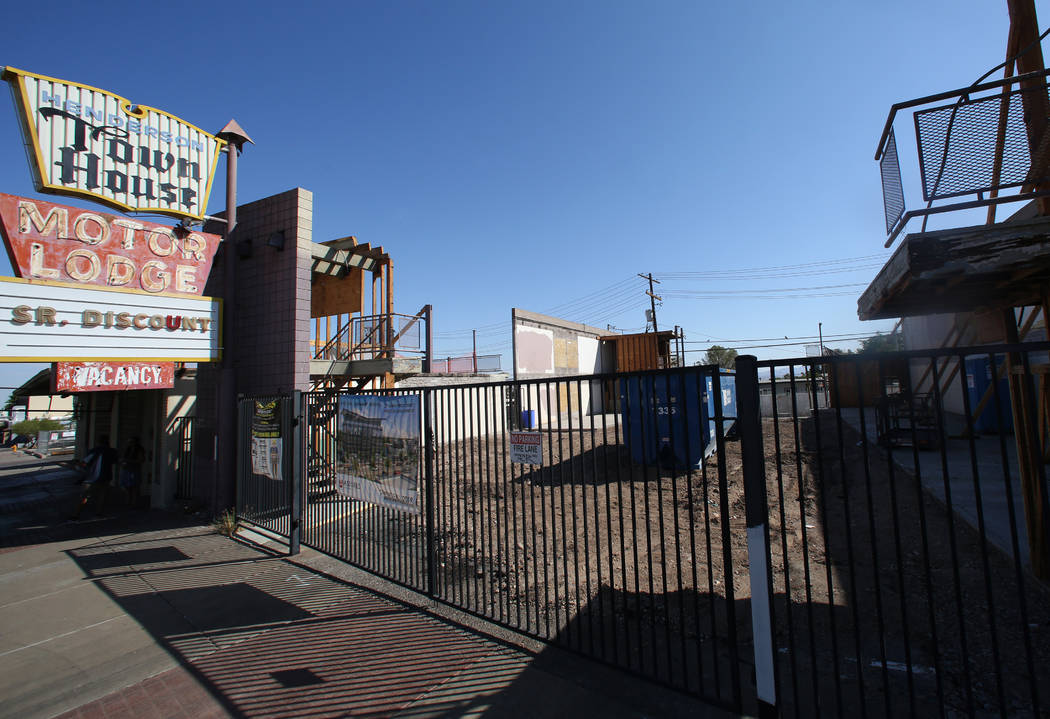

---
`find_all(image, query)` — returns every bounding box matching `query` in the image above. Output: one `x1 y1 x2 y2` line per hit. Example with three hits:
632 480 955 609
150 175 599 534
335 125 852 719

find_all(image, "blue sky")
0 0 1040 392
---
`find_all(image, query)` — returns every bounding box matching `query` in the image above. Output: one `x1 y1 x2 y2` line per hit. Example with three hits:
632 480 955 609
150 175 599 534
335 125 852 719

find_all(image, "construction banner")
335 395 421 514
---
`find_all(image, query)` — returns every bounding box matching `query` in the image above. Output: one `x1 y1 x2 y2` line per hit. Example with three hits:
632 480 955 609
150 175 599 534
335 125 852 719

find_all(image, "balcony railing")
431 353 502 373
313 307 430 365
876 68 1050 247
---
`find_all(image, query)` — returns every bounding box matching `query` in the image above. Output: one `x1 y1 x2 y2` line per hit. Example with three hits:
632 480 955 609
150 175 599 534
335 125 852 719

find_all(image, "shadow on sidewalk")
61 526 740 718
60 528 532 717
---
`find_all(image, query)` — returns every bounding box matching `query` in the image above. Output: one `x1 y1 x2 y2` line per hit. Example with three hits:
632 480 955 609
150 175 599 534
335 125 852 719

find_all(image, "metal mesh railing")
880 128 905 233
875 70 1050 246
914 85 1048 201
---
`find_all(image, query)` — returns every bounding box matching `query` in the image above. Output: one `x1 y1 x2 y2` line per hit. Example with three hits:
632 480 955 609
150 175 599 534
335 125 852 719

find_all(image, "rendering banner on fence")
251 399 282 481
335 395 421 514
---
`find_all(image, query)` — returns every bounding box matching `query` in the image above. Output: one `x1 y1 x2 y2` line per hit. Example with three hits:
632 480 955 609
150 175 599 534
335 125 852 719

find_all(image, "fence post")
423 389 437 598
736 354 777 717
234 397 245 518
289 390 302 556
423 304 433 373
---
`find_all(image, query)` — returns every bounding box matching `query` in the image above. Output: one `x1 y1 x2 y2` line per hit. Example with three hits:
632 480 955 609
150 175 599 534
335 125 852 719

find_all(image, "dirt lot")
424 411 1050 716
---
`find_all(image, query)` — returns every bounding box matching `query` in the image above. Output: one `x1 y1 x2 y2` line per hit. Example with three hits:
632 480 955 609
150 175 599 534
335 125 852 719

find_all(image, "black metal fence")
237 345 1050 717
171 416 196 500
243 366 749 711
301 387 429 589
746 344 1050 718
237 394 296 539
423 369 744 708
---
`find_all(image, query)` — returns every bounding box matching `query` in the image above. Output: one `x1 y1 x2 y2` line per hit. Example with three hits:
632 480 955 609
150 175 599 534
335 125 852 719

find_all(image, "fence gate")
239 367 754 712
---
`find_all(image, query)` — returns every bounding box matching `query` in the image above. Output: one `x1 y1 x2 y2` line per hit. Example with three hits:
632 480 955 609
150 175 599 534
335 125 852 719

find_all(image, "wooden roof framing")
311 236 389 277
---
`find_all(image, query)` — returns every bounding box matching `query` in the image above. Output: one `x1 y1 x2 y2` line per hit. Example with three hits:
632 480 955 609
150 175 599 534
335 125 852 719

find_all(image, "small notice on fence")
251 399 283 481
510 431 543 465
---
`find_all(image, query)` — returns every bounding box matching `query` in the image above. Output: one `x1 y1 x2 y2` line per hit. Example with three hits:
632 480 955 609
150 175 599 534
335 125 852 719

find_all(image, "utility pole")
472 329 477 373
818 322 829 406
639 273 661 332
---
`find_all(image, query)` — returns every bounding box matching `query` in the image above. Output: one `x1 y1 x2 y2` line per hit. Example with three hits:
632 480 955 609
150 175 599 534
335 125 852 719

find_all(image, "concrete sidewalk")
0 506 741 718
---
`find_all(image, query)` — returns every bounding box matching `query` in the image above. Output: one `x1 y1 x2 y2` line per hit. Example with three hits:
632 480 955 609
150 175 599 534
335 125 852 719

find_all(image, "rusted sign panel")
0 193 220 296
1 67 224 221
53 361 175 392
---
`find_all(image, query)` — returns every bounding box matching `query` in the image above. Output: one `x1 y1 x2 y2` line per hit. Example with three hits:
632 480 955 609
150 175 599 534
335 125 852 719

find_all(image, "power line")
685 330 880 344
663 282 868 296
437 253 893 344
685 336 880 352
656 253 890 277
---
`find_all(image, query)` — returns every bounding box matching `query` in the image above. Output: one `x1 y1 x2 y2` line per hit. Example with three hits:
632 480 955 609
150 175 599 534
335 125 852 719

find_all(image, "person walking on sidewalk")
71 435 117 519
119 436 146 508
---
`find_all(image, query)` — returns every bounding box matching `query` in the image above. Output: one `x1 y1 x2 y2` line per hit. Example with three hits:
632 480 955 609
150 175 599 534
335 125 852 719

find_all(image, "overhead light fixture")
268 230 286 251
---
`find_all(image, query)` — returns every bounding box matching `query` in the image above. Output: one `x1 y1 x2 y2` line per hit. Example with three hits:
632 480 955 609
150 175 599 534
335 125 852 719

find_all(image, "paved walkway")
838 407 1033 566
0 462 740 718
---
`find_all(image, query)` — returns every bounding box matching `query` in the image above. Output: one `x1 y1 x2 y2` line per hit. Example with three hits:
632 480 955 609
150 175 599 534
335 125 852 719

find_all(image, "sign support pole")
215 120 252 514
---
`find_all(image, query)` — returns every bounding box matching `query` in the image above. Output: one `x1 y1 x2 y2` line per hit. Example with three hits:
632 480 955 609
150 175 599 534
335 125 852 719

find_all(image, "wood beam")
1002 307 1050 579
385 259 394 353
1007 0 1050 215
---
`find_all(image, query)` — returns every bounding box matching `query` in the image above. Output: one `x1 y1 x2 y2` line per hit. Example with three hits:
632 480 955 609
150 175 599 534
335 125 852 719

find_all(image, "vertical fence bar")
930 356 976 717
865 361 893 711
828 362 868 717
498 385 514 628
766 367 799 716
236 398 246 518
910 358 947 712
878 359 916 718
711 370 742 708
289 390 302 556
542 380 557 639
424 388 437 598
960 354 1007 713
682 370 706 695
806 363 844 717
667 370 687 691
654 372 673 683
697 372 720 697
788 365 821 715
737 355 777 718
990 352 1041 715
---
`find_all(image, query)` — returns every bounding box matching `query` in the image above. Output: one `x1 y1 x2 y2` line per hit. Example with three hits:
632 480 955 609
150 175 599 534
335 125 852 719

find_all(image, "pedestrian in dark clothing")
119 436 146 508
71 435 117 519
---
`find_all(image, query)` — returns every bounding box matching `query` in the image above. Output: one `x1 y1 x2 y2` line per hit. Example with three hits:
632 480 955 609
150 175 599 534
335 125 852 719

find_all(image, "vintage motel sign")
2 66 225 221
53 361 176 393
0 193 221 296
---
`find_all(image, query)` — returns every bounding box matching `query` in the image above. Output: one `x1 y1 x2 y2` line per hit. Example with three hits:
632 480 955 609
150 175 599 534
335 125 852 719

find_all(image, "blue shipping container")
619 371 737 470
964 356 1013 433
706 370 738 443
